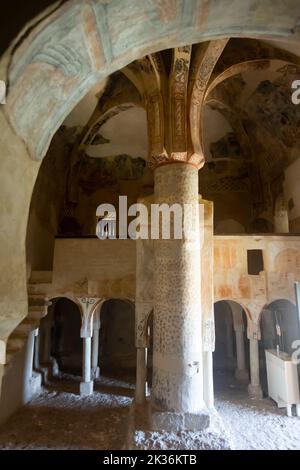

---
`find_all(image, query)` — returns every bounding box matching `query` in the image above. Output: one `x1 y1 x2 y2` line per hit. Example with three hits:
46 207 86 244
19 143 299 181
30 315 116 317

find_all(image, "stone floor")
0 371 299 450
0 373 135 450
214 371 300 450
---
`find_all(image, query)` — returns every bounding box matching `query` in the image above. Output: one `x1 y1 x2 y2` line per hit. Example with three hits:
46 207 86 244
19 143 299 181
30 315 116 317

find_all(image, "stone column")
78 297 102 395
248 338 263 398
234 327 249 382
33 328 40 370
135 347 148 404
24 329 42 401
152 163 207 429
27 330 36 379
80 337 93 396
91 317 100 379
203 351 214 409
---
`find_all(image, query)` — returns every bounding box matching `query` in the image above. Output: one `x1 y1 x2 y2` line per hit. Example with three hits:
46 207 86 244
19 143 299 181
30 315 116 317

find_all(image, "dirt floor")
0 371 299 450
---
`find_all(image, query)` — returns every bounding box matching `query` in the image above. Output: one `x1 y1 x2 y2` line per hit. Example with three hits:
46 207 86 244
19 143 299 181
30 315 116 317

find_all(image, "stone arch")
1 0 300 353
49 294 83 315
2 0 300 162
213 299 250 383
81 103 141 147
205 58 300 100
214 298 252 324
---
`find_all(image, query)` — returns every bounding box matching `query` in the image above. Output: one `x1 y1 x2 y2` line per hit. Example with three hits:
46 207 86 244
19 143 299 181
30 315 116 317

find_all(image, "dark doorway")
99 299 136 380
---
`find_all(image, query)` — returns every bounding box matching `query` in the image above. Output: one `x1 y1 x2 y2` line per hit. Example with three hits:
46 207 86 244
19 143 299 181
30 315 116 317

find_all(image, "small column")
80 337 93 396
33 328 40 370
27 329 36 379
91 325 100 379
248 338 263 398
234 327 249 382
135 348 147 404
203 351 214 409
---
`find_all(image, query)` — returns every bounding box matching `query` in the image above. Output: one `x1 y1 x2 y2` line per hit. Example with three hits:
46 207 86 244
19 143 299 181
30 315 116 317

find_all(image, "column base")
151 409 210 432
92 367 100 379
248 383 263 399
80 381 94 396
50 357 60 377
235 368 249 383
27 372 42 398
125 399 232 450
38 366 50 384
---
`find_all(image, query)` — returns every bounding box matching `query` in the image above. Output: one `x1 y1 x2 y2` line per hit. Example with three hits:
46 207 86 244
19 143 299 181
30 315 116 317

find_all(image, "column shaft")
92 328 100 379
152 163 204 413
26 330 36 378
34 329 40 370
83 337 92 383
80 337 93 395
248 338 263 398
136 348 147 404
203 351 214 409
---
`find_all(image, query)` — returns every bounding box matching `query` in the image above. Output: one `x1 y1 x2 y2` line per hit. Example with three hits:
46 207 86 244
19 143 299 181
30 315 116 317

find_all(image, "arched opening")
49 298 82 376
34 297 83 391
213 300 250 391
259 299 300 396
98 299 136 383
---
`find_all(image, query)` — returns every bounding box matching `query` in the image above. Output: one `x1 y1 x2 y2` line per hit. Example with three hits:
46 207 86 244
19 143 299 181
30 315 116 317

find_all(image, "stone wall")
0 333 41 425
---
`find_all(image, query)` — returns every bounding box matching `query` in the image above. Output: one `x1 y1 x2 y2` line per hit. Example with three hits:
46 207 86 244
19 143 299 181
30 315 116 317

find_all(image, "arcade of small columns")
30 294 262 405
31 297 104 396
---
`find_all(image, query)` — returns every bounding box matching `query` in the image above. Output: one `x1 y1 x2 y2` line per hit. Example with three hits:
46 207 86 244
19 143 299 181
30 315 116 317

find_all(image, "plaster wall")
0 111 40 342
33 234 300 333
0 334 41 425
214 235 300 324
51 238 136 299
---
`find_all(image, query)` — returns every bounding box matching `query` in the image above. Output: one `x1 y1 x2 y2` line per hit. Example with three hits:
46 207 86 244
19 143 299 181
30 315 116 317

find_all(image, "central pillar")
152 163 208 430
